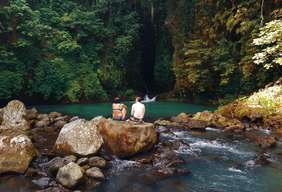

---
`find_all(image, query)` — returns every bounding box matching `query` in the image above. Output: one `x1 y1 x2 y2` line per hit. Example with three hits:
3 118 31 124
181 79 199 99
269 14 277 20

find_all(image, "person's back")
131 97 145 121
112 97 127 120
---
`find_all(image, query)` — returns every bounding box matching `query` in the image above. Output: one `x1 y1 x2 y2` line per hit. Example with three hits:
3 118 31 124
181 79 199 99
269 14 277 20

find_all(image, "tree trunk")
151 0 154 24
10 16 17 44
260 0 265 26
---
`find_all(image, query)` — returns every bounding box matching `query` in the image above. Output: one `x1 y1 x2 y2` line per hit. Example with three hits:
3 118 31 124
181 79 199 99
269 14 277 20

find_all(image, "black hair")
136 96 142 102
114 97 120 103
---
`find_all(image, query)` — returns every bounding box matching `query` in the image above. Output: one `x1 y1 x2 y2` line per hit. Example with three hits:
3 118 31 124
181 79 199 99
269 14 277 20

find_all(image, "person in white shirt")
130 96 145 122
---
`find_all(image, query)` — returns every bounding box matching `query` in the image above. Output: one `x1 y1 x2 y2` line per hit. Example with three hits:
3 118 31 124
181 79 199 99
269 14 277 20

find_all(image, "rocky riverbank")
155 79 282 149
0 79 281 191
0 100 159 191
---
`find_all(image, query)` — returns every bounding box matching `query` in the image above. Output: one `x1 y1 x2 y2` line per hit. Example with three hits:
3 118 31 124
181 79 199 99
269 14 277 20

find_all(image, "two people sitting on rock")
112 96 145 122
112 97 127 121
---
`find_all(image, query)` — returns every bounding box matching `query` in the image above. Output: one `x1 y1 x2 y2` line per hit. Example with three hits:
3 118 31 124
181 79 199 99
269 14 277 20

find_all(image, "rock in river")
56 162 83 188
85 167 105 180
88 156 106 168
98 119 157 157
255 136 277 149
0 100 30 130
0 130 36 174
53 119 103 156
39 156 77 177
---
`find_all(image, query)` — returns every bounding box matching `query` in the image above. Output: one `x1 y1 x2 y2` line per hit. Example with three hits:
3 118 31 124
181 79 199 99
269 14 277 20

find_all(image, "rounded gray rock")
56 162 83 188
85 167 104 180
88 156 106 168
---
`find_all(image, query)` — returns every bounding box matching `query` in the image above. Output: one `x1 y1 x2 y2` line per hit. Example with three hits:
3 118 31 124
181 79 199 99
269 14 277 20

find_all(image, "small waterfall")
141 94 157 103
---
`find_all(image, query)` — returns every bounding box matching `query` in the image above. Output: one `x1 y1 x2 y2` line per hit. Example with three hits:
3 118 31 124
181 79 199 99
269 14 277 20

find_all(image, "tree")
252 20 282 69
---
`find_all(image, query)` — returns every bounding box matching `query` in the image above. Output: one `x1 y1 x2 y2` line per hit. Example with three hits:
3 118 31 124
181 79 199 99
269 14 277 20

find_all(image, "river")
94 127 282 192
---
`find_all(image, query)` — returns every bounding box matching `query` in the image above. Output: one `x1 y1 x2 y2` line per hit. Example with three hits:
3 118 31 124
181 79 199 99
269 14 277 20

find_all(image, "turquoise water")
36 101 215 120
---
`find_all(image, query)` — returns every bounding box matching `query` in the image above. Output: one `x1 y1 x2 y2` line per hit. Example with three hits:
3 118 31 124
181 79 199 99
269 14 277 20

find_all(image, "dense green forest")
0 0 281 104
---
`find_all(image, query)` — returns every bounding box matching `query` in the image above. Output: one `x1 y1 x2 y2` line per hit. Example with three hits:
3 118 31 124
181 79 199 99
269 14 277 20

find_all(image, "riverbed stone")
0 100 30 130
85 167 104 180
0 130 36 174
155 117 207 130
26 107 39 120
70 116 80 122
54 119 103 156
32 177 51 188
54 120 66 129
171 113 191 123
264 114 282 130
88 156 106 168
77 157 88 166
97 119 157 157
64 155 77 163
35 117 51 128
40 157 65 177
39 156 77 177
184 119 208 130
56 162 83 188
36 186 71 192
37 114 49 120
49 112 62 119
154 119 173 127
256 136 277 148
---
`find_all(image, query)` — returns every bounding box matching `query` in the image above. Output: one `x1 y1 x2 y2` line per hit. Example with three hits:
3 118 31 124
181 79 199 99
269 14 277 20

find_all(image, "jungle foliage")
168 0 282 103
0 0 281 104
0 0 142 102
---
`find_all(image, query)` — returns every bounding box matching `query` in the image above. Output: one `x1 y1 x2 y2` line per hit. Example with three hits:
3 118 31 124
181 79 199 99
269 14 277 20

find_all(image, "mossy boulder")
216 81 282 130
217 101 267 121
192 111 244 131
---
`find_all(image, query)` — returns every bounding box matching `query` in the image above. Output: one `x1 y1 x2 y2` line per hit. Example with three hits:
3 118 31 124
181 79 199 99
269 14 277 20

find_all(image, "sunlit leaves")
252 20 282 69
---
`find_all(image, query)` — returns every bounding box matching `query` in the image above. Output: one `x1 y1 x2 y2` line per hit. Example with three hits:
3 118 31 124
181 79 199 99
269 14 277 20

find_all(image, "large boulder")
53 119 103 156
56 162 83 188
0 100 30 130
0 131 36 174
98 119 157 157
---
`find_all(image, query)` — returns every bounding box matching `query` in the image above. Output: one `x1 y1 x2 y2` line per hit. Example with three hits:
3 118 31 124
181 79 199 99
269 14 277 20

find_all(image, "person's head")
135 96 142 103
114 97 120 103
